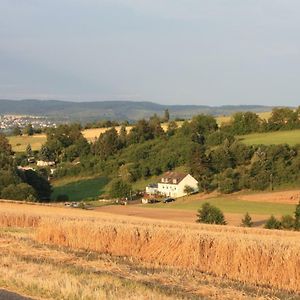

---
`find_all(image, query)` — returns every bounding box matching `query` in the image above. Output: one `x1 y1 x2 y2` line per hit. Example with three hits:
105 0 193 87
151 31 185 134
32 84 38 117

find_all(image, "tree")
163 109 170 122
241 212 253 227
166 121 178 137
230 112 261 135
264 215 281 229
196 202 226 225
24 124 34 136
184 185 194 195
119 125 127 147
1 183 37 201
0 133 12 156
280 215 295 230
19 169 52 201
93 127 121 159
109 179 132 199
294 201 300 230
26 144 33 157
12 126 22 136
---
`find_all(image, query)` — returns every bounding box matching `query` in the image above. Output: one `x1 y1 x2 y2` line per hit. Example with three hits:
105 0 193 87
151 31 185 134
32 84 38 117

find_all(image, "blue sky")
0 0 299 106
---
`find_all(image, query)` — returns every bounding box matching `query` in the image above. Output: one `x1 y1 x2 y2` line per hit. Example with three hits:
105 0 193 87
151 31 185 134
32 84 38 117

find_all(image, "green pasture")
51 176 109 202
238 129 300 146
147 197 296 216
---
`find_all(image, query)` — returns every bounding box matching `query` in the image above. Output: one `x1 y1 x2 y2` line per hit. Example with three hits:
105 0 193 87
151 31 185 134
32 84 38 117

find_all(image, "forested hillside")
1 107 300 202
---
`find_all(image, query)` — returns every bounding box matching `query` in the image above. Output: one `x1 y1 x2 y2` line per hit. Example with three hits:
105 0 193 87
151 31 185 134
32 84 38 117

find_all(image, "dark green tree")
109 179 132 199
294 201 300 230
12 126 22 136
241 212 253 227
26 144 33 157
280 215 295 230
24 124 34 136
264 215 281 229
196 202 226 225
1 183 37 201
164 109 170 122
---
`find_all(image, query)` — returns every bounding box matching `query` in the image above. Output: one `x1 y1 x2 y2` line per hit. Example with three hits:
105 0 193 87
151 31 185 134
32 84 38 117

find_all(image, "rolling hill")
0 99 274 122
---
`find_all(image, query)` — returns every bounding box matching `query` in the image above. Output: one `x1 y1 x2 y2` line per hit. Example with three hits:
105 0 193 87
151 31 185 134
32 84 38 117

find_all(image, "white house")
146 171 199 198
37 160 55 167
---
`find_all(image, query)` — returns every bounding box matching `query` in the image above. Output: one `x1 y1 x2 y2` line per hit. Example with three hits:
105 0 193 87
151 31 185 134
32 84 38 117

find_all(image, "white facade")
156 173 199 198
37 160 55 167
145 184 158 195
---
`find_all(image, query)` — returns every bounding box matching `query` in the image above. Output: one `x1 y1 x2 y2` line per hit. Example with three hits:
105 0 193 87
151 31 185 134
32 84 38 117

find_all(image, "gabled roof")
160 171 187 185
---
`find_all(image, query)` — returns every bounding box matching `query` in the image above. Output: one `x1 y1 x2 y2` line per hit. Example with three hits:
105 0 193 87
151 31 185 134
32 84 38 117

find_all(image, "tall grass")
1 202 299 292
0 213 40 228
35 217 300 292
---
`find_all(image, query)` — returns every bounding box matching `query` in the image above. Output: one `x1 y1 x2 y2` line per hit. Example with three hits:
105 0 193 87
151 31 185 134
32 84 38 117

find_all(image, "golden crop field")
0 202 299 299
8 134 47 152
216 111 272 125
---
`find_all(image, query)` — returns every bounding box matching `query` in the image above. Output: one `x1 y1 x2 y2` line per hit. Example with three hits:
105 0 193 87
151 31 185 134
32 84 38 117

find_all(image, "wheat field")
0 202 299 296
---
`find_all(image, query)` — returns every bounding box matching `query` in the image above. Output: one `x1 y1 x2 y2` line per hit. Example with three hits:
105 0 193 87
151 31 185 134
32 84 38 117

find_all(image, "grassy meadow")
147 196 296 216
238 129 300 146
51 176 108 201
0 202 299 299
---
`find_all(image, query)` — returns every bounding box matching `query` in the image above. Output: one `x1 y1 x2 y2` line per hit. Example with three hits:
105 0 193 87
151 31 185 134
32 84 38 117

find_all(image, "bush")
241 212 253 227
264 215 281 230
280 215 295 230
1 183 37 201
196 202 226 225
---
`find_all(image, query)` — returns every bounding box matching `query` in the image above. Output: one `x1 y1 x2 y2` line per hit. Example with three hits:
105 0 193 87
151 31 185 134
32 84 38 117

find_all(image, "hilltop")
0 99 274 122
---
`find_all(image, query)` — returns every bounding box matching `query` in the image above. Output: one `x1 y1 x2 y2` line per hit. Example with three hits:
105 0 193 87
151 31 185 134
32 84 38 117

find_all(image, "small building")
37 160 55 167
156 171 198 198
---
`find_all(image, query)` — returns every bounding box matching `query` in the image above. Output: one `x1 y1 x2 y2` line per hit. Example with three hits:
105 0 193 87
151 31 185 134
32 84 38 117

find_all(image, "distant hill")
0 99 275 122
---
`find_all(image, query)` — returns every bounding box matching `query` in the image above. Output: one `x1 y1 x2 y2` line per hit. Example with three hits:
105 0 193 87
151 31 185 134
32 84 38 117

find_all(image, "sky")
0 0 299 106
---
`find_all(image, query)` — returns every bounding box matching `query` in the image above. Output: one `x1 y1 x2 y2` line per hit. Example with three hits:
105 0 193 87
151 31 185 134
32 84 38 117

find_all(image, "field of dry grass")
0 202 299 299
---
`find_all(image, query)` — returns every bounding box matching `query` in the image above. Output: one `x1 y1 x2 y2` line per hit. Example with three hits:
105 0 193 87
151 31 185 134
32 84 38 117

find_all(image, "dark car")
163 197 175 203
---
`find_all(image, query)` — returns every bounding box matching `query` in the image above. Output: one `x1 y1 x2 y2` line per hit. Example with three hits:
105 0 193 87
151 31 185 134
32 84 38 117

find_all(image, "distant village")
0 114 57 132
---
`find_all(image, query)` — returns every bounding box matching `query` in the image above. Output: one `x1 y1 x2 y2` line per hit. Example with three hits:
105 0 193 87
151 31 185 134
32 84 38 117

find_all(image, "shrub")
1 183 37 201
196 202 226 225
241 212 253 227
281 215 295 230
264 215 281 230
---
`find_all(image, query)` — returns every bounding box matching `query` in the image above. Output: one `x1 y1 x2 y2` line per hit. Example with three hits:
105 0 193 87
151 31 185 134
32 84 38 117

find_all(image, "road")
0 290 34 300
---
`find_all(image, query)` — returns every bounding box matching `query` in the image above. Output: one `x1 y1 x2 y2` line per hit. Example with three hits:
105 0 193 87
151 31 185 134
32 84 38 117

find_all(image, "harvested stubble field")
0 202 299 299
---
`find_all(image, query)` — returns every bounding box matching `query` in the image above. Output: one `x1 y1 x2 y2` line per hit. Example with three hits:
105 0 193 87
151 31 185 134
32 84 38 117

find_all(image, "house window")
173 179 177 184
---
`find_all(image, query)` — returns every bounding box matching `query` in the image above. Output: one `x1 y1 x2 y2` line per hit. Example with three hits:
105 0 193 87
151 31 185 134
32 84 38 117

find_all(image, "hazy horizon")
1 1 300 106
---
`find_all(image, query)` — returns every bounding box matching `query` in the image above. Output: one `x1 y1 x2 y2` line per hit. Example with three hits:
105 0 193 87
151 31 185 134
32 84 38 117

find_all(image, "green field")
238 129 300 146
147 197 296 216
51 176 109 201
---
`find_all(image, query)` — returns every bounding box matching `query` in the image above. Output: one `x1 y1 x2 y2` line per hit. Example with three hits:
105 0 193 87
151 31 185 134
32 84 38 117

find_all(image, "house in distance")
146 171 199 198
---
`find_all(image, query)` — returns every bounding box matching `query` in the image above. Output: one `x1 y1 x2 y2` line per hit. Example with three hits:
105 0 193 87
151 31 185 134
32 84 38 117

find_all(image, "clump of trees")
0 133 52 202
264 202 300 231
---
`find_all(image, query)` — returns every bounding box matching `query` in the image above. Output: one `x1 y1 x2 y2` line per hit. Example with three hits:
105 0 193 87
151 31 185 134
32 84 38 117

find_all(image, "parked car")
163 197 175 203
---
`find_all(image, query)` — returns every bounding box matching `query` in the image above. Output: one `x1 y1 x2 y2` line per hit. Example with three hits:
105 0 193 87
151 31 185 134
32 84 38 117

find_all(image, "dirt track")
96 205 269 227
239 190 300 204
